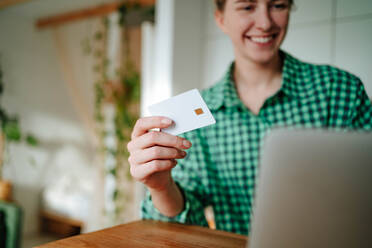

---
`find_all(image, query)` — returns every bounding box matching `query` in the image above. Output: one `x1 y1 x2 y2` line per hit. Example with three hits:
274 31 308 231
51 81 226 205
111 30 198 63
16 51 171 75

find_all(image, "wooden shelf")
39 211 83 238
36 0 155 29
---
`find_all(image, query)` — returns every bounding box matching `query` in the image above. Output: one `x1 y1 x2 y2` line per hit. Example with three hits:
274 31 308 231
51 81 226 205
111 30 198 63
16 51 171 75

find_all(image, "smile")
246 34 277 44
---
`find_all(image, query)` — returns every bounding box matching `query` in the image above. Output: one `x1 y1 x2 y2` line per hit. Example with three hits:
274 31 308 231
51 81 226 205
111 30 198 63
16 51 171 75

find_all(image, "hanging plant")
83 1 154 224
0 61 38 201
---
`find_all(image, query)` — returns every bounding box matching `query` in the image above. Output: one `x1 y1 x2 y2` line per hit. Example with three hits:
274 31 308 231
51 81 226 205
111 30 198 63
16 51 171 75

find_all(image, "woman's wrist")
148 177 175 195
149 179 185 217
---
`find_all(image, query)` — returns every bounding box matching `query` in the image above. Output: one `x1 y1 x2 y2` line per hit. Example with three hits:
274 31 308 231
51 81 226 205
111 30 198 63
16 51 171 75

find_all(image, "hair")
214 0 294 12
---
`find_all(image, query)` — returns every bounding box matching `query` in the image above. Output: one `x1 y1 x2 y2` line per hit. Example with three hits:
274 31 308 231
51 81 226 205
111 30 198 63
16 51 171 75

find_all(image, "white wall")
0 9 98 237
199 0 372 97
145 0 205 99
201 0 234 89
171 0 204 95
144 0 208 101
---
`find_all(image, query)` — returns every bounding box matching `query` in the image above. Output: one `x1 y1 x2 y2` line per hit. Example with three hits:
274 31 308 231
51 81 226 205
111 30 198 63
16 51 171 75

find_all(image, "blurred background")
0 0 371 247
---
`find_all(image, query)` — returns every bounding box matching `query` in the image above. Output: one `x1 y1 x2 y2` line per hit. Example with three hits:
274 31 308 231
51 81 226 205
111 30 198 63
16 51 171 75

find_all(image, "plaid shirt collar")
206 51 310 111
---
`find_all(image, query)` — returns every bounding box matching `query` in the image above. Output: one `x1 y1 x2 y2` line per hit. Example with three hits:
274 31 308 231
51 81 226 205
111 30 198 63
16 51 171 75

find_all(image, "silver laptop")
248 129 372 248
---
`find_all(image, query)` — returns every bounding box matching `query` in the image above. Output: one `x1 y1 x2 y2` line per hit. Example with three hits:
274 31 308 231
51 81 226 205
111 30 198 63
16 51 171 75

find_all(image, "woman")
127 0 372 235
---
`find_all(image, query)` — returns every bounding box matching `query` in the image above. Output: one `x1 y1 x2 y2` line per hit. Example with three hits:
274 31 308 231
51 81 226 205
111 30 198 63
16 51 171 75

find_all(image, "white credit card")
148 89 216 135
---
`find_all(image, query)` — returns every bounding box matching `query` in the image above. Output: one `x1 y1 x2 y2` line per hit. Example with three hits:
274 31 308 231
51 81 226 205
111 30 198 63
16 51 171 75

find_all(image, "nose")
255 6 273 31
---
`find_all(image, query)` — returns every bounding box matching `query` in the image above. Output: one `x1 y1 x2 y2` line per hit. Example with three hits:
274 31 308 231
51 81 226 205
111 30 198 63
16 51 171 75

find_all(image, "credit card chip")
194 108 204 115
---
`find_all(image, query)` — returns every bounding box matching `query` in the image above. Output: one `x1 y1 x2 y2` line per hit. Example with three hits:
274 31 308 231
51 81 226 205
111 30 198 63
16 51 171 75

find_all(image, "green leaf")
0 109 8 124
107 168 117 177
103 17 110 28
94 32 103 41
113 189 119 200
118 4 128 25
26 134 38 146
4 122 21 142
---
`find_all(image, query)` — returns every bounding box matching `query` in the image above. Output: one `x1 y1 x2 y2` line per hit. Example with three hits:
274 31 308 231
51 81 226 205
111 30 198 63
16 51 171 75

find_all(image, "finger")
129 146 186 165
131 116 173 139
131 159 177 181
129 131 192 151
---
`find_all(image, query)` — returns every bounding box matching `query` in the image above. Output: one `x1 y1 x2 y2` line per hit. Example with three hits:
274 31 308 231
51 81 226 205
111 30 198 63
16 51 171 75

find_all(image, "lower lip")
246 35 276 47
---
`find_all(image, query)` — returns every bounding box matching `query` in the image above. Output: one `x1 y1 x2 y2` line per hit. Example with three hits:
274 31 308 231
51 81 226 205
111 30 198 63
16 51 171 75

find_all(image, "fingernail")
181 151 187 156
183 140 191 148
161 118 172 125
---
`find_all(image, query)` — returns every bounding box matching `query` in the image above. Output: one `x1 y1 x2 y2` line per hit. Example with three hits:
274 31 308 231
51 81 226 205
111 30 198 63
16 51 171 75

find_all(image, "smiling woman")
214 0 291 72
214 0 294 11
136 0 372 236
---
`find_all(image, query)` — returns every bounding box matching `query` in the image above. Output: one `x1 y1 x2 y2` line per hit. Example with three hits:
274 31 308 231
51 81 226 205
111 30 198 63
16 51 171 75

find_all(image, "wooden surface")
0 0 32 9
36 220 248 248
36 0 155 29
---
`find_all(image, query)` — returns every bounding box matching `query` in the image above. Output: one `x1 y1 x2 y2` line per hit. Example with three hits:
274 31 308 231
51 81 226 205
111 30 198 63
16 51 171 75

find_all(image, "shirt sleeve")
141 129 210 227
351 80 372 130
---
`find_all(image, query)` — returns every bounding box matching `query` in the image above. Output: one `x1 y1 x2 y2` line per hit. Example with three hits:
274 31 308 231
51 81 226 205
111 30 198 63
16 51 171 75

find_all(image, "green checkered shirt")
141 51 372 235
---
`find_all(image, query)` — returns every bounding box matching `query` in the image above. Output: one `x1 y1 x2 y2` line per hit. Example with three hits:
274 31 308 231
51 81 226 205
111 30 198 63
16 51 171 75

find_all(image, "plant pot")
0 180 12 202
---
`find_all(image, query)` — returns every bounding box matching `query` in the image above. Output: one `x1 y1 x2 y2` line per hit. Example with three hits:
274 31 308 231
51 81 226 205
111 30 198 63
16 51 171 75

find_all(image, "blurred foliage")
83 1 154 223
0 61 38 180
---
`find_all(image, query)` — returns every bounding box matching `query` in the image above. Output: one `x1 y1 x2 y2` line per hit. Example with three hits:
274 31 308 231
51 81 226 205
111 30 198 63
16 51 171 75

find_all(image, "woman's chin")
245 51 279 65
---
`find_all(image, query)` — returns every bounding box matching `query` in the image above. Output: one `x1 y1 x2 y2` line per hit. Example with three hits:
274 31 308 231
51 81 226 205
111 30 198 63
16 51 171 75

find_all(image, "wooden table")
36 220 248 248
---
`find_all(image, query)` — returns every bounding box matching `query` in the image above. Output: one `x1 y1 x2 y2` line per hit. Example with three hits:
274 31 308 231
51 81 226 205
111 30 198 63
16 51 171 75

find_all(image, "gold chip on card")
194 108 204 115
148 89 216 135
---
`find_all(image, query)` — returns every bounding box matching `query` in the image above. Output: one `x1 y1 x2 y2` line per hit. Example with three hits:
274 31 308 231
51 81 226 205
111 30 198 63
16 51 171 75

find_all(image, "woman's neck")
232 51 284 115
233 52 283 90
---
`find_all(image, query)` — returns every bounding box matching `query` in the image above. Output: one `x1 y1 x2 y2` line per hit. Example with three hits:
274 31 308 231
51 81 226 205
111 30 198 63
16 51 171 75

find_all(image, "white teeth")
250 36 273 44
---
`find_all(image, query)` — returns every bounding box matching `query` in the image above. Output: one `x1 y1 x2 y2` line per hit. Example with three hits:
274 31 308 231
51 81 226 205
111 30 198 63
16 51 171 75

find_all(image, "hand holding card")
148 89 216 135
128 89 214 217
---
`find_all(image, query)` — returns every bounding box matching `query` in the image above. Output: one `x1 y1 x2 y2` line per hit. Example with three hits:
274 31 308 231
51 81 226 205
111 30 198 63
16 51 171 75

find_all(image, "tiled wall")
201 0 372 97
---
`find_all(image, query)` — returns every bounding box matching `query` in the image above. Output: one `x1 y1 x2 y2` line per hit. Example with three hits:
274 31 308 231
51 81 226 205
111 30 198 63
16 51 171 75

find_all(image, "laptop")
248 129 372 248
